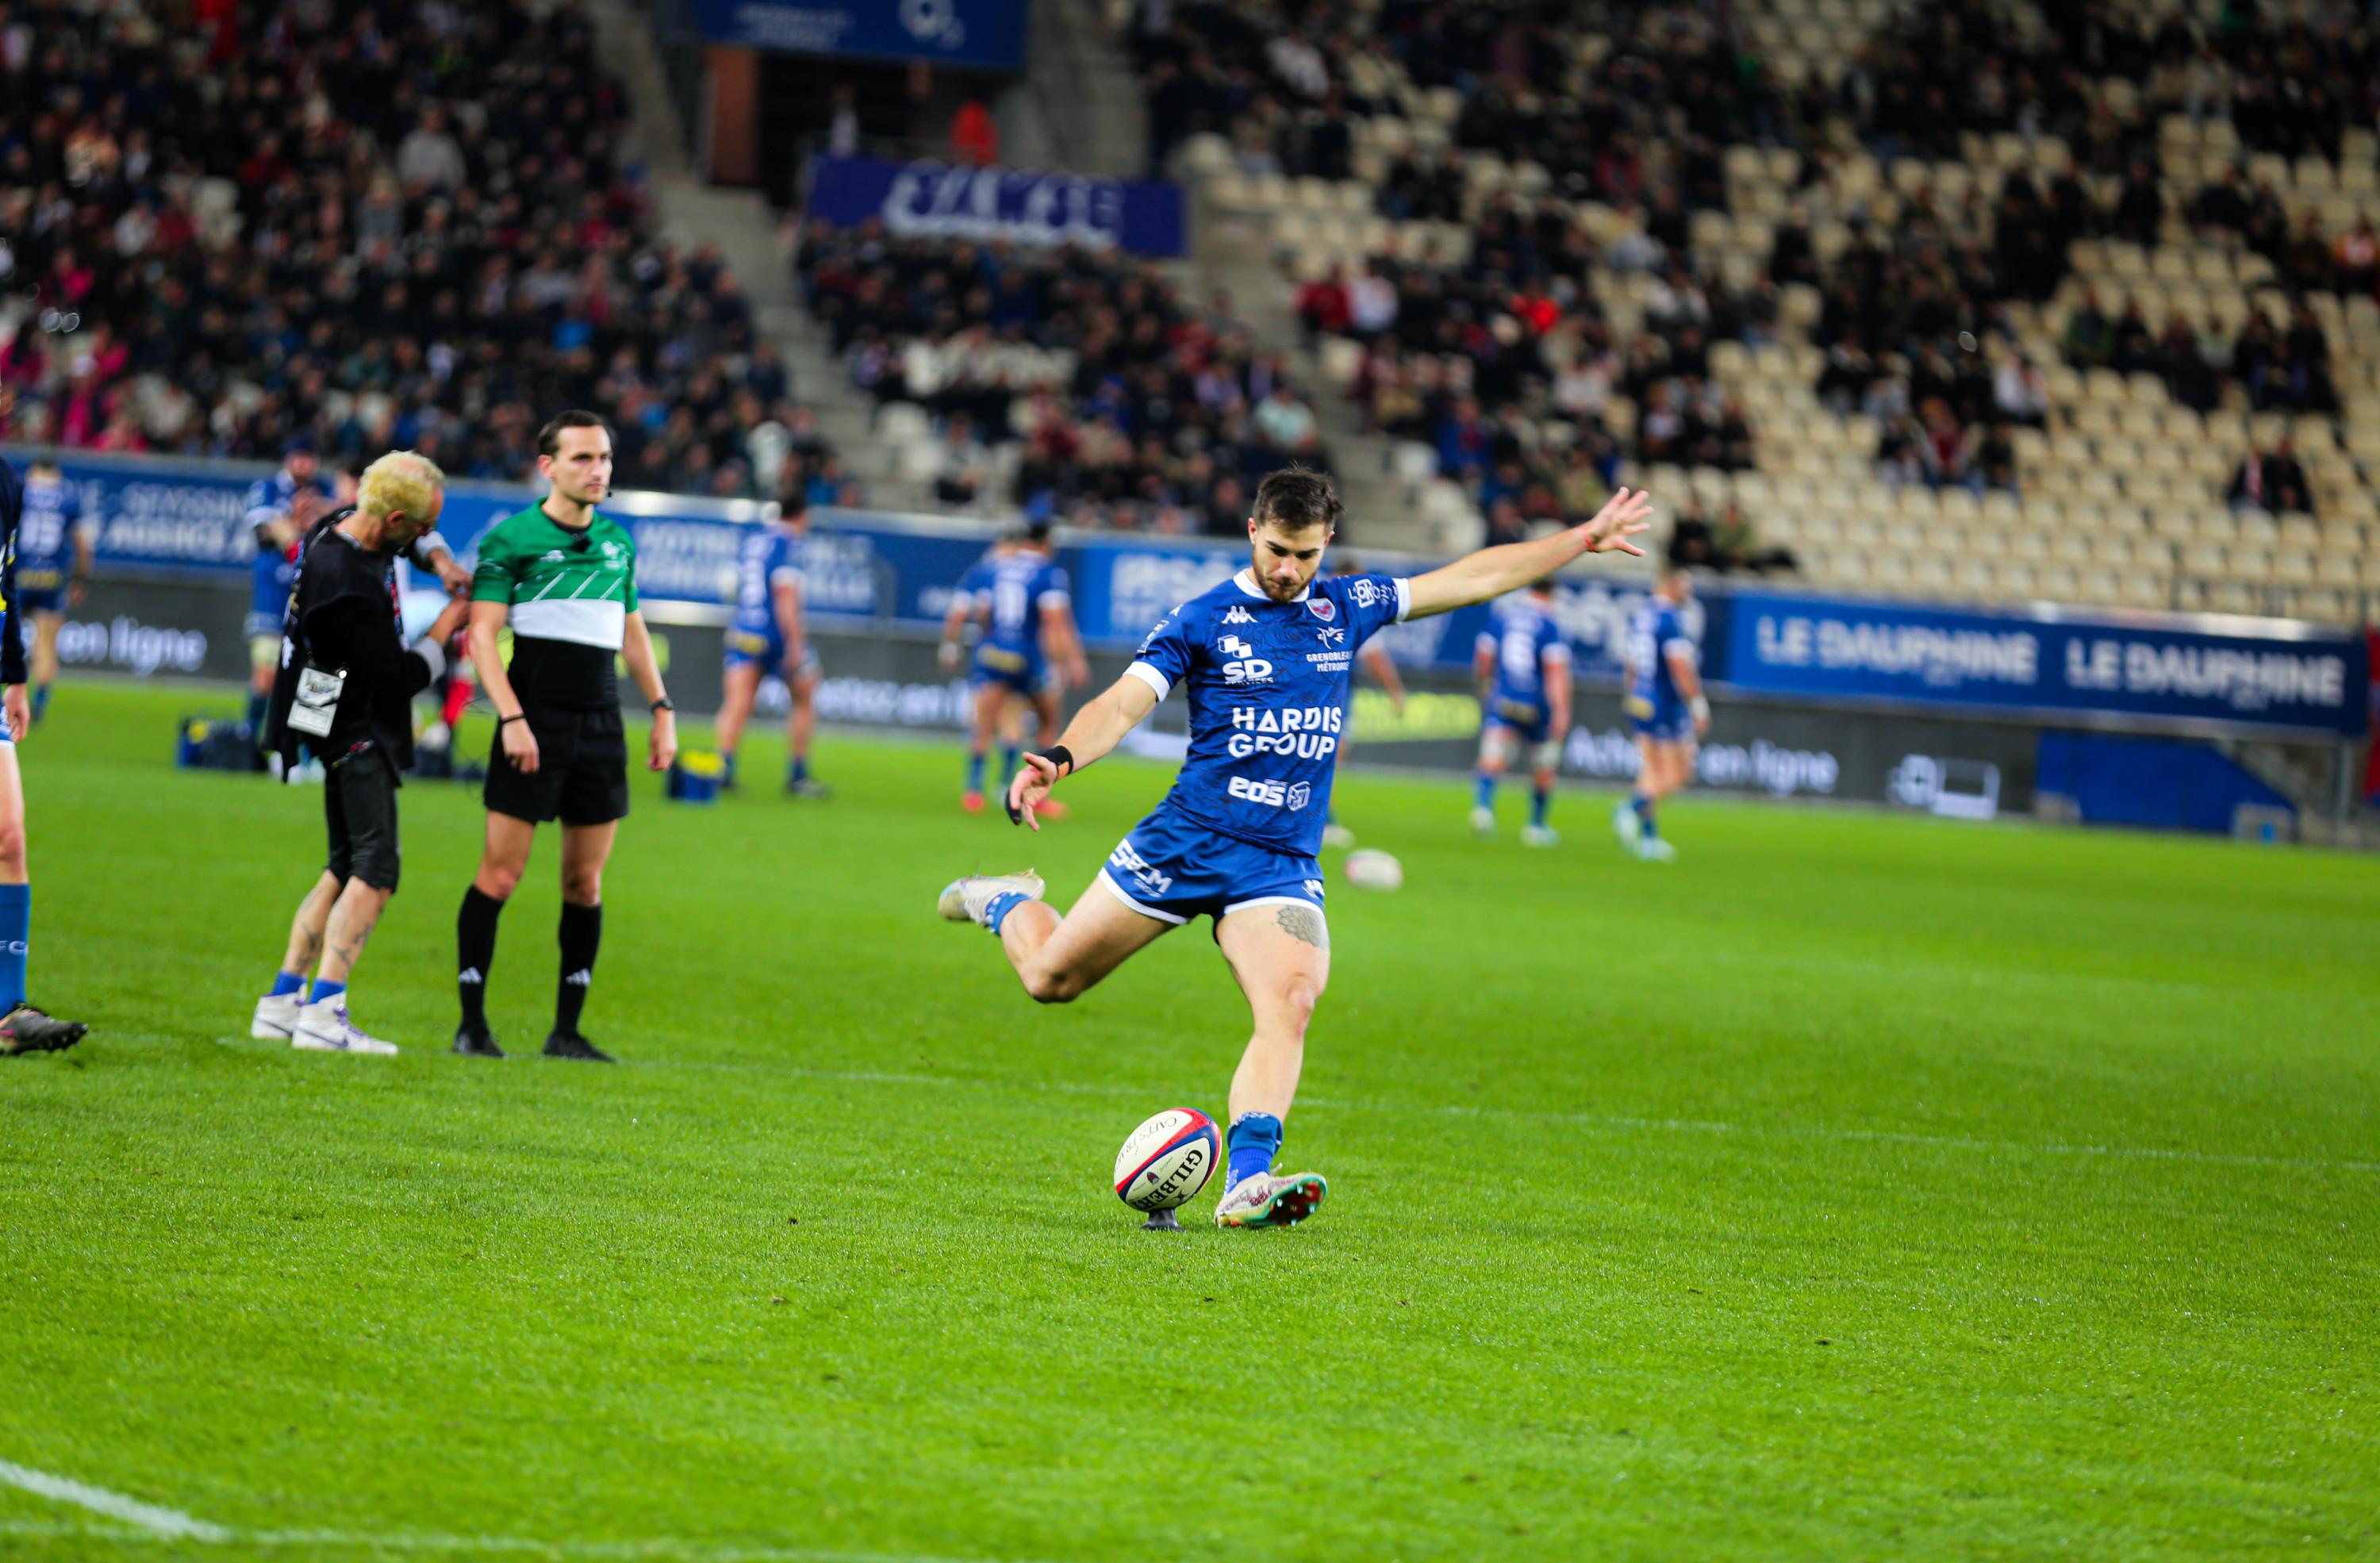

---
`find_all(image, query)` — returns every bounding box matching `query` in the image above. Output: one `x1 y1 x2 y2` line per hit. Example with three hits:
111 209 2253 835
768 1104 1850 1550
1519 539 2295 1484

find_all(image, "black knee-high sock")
555 901 601 1036
458 886 505 1030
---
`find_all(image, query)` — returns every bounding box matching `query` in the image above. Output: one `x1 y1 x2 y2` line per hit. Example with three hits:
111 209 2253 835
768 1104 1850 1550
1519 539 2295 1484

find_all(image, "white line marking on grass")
0 1519 1077 1563
0 1461 229 1542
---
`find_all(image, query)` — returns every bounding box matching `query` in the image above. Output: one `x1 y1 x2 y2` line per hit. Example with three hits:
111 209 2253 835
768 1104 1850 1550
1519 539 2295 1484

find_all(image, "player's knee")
474 861 522 901
1023 964 1083 1004
1275 977 1320 1038
0 819 26 877
562 867 602 905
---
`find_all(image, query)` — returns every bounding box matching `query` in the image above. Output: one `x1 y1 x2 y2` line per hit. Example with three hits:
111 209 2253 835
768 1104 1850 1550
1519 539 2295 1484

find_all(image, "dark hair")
1251 467 1342 532
537 409 610 459
1022 520 1054 547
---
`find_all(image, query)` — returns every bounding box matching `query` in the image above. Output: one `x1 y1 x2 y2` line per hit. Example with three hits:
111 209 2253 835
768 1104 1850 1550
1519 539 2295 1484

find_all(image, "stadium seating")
1122 0 2380 623
0 1 818 499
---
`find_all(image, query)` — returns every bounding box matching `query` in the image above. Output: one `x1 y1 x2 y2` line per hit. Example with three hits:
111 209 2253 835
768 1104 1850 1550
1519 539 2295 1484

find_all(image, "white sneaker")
290 995 398 1055
1319 822 1356 850
935 870 1046 927
1522 823 1560 848
1635 835 1677 862
251 991 301 1040
1214 1169 1329 1228
1612 800 1641 850
1469 805 1495 837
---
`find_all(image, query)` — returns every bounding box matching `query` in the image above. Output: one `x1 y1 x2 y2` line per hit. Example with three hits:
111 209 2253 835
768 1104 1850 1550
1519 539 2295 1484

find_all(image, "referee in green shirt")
455 411 677 1062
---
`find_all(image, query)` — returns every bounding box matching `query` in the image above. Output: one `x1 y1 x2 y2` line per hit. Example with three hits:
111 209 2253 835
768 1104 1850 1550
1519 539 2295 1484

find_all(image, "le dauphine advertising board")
17 449 2369 742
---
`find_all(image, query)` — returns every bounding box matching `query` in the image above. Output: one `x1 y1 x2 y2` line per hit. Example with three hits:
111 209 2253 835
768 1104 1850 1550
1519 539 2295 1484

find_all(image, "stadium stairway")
597 0 936 513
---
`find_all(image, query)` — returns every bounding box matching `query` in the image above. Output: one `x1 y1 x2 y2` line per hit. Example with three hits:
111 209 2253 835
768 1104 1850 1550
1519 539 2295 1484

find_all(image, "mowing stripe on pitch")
0 1461 230 1542
0 1518 1080 1563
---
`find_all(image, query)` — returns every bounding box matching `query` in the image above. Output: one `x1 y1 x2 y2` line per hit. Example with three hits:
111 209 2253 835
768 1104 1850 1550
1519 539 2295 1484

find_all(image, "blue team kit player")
715 490 831 797
1469 578 1574 846
939 521 1087 815
10 458 94 728
244 438 340 743
1616 565 1710 862
937 470 1653 1227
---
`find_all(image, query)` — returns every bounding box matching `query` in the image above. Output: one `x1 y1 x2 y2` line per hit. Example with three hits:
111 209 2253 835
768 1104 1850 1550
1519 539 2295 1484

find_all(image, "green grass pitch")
2 679 2374 1561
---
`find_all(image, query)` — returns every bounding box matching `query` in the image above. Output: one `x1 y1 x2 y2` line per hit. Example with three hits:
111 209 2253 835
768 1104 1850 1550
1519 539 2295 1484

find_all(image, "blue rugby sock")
981 891 1027 934
1000 745 1020 787
0 885 27 1011
1227 1112 1283 1188
30 684 49 724
965 751 987 793
244 689 269 739
271 970 308 998
1633 794 1658 839
1530 785 1551 827
308 977 346 1004
1472 773 1496 812
789 754 809 784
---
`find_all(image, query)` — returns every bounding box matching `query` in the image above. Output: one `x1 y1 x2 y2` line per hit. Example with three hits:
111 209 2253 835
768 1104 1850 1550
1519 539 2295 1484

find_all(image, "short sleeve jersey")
1625 598 1696 717
729 521 803 637
1478 596 1572 714
962 551 1069 675
14 472 85 587
470 504 639 709
1126 568 1411 856
245 469 338 616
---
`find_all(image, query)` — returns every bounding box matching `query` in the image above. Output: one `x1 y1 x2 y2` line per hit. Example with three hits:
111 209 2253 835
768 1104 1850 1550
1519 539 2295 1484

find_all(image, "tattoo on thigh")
1276 904 1328 950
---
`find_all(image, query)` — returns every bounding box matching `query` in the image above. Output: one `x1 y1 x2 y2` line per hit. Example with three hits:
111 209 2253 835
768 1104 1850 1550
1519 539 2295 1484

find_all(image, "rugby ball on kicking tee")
1113 1108 1220 1212
1342 848 1404 891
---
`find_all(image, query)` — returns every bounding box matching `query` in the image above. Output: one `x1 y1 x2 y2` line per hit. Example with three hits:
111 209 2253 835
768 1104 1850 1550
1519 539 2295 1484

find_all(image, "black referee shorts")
325 747 401 893
484 703 631 826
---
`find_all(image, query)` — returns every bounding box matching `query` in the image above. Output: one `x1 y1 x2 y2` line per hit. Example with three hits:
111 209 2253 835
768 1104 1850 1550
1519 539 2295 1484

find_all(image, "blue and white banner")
1720 589 2369 737
805 154 1189 257
693 0 1027 69
14 448 2366 738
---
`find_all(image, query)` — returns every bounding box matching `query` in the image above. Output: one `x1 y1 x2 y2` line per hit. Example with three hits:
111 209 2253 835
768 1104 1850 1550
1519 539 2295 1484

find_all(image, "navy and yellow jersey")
0 456 31 684
1476 595 1572 730
1624 597 1697 724
1125 568 1410 857
14 470 86 592
962 551 1069 679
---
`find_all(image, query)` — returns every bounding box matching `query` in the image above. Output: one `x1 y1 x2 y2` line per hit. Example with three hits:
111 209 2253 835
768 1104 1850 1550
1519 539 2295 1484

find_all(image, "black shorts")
483 703 631 826
325 747 401 892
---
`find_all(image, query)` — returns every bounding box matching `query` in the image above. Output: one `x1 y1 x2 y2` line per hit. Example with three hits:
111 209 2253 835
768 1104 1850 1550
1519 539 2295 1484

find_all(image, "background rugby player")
455 412 676 1063
10 457 92 728
0 386 89 1056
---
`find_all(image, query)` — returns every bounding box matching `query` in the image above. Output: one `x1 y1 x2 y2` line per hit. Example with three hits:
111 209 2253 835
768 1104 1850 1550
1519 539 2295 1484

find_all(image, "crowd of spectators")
0 0 822 500
794 220 1338 534
2061 285 2340 417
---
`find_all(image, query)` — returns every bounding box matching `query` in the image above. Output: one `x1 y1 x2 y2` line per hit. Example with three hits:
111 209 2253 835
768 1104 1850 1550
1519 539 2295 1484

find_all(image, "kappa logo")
1307 597 1336 621
1223 605 1254 625
1219 634 1255 659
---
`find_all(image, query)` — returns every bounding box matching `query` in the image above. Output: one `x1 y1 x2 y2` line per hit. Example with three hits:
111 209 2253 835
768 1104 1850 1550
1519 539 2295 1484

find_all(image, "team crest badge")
1307 597 1335 621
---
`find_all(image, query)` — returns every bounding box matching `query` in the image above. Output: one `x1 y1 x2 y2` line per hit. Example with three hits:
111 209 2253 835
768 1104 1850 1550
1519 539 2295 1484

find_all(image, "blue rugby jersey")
13 470 85 589
1625 597 1697 721
1125 568 1410 855
964 551 1069 678
729 520 804 639
244 469 337 619
1478 594 1572 721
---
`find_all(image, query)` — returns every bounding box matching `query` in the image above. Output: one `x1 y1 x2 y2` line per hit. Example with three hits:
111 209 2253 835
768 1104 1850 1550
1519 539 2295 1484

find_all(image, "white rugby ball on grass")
1342 848 1404 891
1113 1108 1220 1212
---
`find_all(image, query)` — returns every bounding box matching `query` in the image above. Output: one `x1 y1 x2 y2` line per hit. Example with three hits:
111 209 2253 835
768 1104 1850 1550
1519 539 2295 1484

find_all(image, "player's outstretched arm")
1005 672 1158 831
1404 488 1655 621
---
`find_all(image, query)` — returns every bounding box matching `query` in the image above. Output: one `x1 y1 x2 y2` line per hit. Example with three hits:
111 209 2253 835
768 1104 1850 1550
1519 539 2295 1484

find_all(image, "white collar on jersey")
1233 567 1311 603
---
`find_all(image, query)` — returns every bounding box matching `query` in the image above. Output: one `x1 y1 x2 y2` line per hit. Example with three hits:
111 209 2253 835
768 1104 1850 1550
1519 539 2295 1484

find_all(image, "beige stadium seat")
2038 564 2082 602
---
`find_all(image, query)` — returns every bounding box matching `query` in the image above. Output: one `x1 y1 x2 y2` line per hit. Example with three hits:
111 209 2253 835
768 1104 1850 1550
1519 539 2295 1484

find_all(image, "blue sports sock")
271 970 308 998
721 749 738 782
1473 772 1496 811
981 891 1027 934
1633 794 1659 839
1530 785 1551 827
1000 745 1021 787
308 977 346 1004
30 684 49 724
789 754 809 784
1227 1112 1284 1189
965 751 987 793
244 689 269 739
0 885 26 1011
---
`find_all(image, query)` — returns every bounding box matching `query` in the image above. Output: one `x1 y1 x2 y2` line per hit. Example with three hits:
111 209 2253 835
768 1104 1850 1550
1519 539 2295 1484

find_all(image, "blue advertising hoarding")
13 447 2367 739
805 154 1188 257
693 0 1026 69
